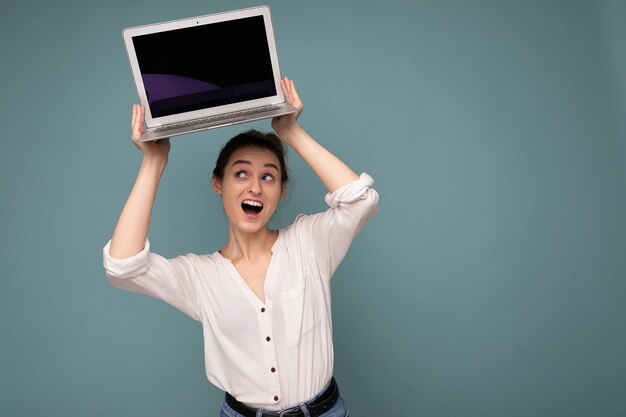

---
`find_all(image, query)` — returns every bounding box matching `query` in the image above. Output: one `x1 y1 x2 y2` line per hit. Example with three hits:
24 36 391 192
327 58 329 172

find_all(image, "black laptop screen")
133 16 276 118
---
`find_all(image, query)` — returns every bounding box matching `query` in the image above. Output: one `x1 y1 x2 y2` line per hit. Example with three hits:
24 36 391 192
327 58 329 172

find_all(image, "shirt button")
261 308 266 313
271 367 276 373
274 396 279 401
266 336 271 342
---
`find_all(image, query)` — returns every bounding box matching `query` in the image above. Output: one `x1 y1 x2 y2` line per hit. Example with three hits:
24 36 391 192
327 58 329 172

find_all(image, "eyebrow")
231 160 280 172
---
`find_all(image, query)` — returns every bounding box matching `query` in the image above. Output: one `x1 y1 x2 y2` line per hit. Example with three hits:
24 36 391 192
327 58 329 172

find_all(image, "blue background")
1 1 625 416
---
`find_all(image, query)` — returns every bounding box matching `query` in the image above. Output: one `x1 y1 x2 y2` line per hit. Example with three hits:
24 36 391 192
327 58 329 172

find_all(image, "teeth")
242 200 263 207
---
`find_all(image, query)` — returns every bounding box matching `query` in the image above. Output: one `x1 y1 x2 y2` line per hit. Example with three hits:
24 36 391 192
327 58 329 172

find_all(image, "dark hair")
212 130 289 185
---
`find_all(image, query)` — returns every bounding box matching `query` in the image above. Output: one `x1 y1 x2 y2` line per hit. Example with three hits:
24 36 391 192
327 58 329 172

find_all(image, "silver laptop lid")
122 6 286 129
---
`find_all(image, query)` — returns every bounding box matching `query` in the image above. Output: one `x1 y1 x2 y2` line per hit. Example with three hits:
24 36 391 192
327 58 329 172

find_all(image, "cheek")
220 191 239 212
269 187 283 204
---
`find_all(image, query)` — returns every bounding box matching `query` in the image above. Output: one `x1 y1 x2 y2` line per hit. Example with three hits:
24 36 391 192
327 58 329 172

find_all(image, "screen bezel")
122 6 284 128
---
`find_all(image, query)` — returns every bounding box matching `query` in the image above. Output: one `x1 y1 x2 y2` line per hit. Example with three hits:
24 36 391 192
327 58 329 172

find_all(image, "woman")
103 78 379 417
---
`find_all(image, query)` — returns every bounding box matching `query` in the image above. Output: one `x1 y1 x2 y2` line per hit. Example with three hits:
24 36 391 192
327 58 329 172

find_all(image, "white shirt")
102 173 379 410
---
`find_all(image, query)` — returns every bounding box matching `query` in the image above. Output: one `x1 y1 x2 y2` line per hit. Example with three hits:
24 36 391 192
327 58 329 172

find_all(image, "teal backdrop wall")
1 1 625 416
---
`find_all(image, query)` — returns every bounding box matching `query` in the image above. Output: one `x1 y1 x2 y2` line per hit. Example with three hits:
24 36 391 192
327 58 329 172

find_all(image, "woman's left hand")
272 77 303 134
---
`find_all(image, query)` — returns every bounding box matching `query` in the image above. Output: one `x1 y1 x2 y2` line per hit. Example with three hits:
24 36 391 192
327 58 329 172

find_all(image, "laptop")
122 6 297 142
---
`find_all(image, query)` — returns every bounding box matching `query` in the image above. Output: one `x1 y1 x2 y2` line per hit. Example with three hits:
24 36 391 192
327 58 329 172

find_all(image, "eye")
261 174 275 182
235 170 248 179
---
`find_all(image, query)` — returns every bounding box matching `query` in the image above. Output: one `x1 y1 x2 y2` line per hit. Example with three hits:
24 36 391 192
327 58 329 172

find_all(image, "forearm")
276 124 358 193
109 155 167 259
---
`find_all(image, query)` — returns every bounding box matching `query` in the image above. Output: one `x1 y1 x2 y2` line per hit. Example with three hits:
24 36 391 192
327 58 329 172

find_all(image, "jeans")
219 389 349 417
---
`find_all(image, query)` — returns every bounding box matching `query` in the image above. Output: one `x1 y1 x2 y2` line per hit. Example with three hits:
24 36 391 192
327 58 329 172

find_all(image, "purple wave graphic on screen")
142 74 219 104
141 74 276 118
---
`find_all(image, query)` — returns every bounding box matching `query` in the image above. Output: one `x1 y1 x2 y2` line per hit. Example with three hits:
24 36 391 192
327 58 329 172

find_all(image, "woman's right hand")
131 104 171 160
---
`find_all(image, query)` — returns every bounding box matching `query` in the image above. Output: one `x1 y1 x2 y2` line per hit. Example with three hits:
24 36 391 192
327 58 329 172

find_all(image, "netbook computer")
123 6 297 142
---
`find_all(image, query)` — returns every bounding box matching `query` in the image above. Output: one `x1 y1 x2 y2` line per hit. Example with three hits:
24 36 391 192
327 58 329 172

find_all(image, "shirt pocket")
281 282 322 348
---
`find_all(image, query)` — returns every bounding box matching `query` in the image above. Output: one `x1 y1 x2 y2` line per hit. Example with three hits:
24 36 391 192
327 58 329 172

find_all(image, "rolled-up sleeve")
292 173 379 278
103 239 202 321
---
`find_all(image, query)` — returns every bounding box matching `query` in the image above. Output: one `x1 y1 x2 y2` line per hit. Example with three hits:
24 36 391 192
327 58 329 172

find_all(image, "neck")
220 226 278 263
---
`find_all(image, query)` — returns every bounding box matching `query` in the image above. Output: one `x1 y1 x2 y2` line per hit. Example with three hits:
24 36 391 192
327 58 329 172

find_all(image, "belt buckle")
277 407 302 417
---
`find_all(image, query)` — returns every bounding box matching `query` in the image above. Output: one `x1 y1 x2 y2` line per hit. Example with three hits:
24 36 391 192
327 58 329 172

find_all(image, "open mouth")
241 200 263 216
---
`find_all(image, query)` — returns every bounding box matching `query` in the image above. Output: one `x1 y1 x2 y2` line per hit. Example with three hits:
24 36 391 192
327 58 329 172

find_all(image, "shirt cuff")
324 173 375 207
102 239 150 279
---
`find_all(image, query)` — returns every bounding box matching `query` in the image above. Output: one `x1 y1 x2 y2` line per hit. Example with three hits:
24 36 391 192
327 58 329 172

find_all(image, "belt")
225 377 339 417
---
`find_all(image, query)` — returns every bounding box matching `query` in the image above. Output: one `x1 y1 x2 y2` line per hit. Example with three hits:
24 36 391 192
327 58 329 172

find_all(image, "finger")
132 105 140 138
138 105 145 128
286 80 302 110
289 79 301 104
138 106 145 131
281 77 290 101
132 104 138 129
132 105 145 141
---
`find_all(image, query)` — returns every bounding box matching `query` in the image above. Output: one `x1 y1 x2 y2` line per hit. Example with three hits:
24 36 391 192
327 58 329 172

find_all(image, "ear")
212 176 222 195
280 183 286 198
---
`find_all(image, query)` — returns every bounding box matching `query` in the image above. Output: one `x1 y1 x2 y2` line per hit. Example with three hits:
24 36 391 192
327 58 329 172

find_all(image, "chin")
232 218 270 235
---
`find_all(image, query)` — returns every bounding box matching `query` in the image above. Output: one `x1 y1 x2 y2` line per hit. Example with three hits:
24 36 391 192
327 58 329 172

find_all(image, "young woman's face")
212 146 285 235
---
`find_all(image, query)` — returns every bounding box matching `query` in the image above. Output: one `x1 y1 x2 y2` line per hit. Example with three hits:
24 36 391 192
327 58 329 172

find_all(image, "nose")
248 177 262 195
